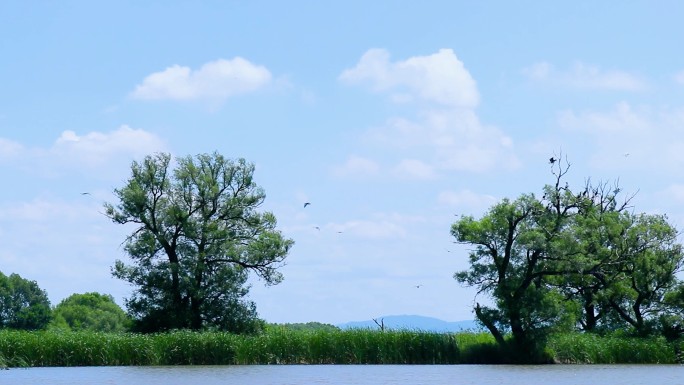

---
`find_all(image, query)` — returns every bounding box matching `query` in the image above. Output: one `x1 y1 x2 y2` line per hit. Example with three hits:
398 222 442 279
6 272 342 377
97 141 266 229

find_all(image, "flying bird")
80 192 91 195
303 202 311 208
414 284 423 289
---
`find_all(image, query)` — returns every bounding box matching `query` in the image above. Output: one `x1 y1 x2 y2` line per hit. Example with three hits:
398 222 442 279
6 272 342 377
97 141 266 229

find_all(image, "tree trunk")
161 242 184 328
475 303 505 346
190 295 203 329
583 291 597 331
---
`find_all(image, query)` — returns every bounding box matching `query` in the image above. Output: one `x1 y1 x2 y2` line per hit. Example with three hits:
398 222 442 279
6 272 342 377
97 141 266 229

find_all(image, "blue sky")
2 1 684 325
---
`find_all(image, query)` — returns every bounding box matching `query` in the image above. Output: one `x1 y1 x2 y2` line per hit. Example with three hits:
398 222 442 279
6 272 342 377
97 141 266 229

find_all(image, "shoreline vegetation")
0 328 679 368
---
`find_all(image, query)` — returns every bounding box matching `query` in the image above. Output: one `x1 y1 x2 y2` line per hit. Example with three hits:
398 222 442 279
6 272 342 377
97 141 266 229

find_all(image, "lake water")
1 364 682 385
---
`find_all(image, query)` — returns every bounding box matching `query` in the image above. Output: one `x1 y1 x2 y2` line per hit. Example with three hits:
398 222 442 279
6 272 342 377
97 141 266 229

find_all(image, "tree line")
3 151 684 358
0 273 130 332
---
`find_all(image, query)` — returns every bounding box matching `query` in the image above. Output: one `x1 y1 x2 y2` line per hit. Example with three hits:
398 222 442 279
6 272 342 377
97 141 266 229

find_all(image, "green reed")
0 328 462 367
231 327 462 364
547 332 678 364
0 328 678 367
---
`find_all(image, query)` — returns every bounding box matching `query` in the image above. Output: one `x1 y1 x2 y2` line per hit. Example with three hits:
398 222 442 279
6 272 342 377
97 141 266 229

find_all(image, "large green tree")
0 272 51 330
453 163 585 360
452 194 568 360
105 152 293 332
51 292 131 332
452 160 684 359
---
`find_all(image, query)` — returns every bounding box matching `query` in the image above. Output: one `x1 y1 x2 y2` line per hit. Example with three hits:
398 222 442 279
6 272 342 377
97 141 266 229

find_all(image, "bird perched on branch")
549 157 556 165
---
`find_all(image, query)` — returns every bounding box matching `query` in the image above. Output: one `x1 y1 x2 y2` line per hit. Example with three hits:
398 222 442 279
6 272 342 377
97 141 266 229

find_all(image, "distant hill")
337 315 482 332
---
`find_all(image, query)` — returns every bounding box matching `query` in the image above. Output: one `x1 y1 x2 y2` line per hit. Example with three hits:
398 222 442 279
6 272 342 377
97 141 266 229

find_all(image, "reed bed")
0 328 462 367
0 328 678 367
197 327 463 364
547 332 679 364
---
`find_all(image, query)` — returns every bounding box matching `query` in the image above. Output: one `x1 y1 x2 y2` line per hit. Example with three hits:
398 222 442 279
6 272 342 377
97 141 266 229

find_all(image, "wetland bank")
0 328 679 367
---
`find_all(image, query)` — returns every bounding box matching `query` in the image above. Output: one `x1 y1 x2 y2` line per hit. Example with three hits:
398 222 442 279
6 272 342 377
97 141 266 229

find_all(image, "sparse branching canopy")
105 152 293 332
452 157 684 360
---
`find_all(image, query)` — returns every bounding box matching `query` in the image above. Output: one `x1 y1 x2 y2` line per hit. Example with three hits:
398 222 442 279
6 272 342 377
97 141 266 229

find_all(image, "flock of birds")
303 201 422 289
76 153 633 293
304 202 343 234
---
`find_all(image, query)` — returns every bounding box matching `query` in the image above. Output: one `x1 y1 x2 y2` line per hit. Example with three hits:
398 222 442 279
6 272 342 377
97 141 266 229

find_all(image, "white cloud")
523 62 552 80
660 184 684 203
392 159 437 180
340 48 479 107
523 61 646 91
52 126 166 167
438 189 497 209
332 155 380 178
0 134 168 310
0 195 131 306
0 126 167 178
556 102 684 173
0 138 23 159
366 109 518 173
131 58 272 101
338 48 518 177
327 213 424 240
558 101 651 134
332 219 406 239
0 198 99 222
675 70 684 85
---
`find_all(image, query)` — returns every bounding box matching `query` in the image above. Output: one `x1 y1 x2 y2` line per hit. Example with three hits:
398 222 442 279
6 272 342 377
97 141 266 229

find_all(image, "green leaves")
452 164 684 355
105 152 293 332
51 292 131 332
0 272 51 330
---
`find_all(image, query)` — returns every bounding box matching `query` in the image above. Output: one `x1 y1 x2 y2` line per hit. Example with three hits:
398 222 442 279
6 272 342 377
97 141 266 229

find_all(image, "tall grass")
233 327 463 364
547 332 678 364
0 328 678 367
0 328 462 367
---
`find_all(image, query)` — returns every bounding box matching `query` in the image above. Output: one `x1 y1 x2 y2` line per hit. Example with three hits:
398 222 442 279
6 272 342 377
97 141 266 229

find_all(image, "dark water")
1 364 682 385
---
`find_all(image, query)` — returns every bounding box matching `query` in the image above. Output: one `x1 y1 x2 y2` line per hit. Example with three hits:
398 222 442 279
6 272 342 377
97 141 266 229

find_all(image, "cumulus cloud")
0 198 99 222
0 128 167 305
523 61 646 91
558 101 651 134
438 189 498 209
327 213 424 240
131 58 272 102
52 126 166 166
392 159 436 180
675 70 684 85
337 48 518 177
660 184 684 203
340 48 479 107
365 109 518 173
557 102 684 172
331 155 380 178
0 138 23 159
0 126 167 178
332 219 406 239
